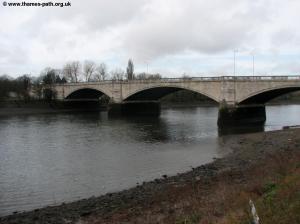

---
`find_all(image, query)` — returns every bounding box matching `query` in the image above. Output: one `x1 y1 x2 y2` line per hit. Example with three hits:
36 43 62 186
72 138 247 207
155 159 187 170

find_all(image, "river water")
0 105 299 216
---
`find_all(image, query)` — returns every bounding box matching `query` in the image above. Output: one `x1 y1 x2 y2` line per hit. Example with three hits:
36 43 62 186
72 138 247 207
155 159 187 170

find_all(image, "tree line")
46 59 161 83
0 59 163 101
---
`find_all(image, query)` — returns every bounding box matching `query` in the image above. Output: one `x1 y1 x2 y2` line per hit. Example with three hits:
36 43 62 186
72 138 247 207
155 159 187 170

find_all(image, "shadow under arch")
123 86 219 103
238 86 300 105
66 88 110 100
64 88 110 111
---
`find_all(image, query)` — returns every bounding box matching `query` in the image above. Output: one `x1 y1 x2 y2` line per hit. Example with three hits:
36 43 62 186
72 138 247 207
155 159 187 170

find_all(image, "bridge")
52 76 300 126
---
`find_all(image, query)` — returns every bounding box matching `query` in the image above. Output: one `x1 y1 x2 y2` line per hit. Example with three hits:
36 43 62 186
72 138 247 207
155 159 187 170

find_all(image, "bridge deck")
53 75 300 86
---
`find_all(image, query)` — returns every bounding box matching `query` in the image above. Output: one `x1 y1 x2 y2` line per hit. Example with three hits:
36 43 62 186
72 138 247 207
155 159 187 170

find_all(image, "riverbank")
1 128 300 224
0 101 106 117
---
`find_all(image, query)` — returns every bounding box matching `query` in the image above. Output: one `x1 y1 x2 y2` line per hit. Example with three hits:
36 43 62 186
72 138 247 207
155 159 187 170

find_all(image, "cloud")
121 0 272 60
0 0 300 76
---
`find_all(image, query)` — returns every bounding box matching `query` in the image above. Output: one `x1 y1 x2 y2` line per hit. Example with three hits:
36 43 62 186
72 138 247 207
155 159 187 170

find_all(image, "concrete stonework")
52 76 300 124
53 76 300 105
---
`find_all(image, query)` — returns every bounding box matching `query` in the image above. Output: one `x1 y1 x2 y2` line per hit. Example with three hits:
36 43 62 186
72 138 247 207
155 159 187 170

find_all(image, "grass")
220 152 300 224
164 150 300 224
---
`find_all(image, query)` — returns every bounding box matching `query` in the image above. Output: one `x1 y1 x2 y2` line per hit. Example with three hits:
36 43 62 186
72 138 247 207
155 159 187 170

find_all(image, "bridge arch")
65 87 110 100
238 85 300 105
123 85 219 103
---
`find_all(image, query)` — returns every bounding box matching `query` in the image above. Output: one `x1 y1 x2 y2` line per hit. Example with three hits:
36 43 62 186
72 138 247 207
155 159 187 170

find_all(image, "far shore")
0 100 107 117
1 99 300 118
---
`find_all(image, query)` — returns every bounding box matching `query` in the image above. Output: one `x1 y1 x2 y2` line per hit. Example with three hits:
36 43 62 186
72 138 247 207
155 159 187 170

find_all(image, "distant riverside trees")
126 59 134 80
83 60 96 82
0 68 65 101
0 58 164 101
59 59 160 82
135 73 162 80
0 74 33 100
94 63 108 81
111 68 125 81
63 61 81 83
62 61 110 82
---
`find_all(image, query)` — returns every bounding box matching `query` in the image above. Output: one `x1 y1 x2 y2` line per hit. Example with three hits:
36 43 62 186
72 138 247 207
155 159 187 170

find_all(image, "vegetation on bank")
173 146 300 224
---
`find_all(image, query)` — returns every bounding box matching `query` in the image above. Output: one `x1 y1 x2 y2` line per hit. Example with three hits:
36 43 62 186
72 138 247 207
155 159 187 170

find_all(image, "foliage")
0 74 32 100
93 63 108 81
111 68 125 80
135 73 162 80
254 170 300 224
43 88 57 101
126 59 134 80
0 67 64 101
175 213 201 224
222 154 300 224
62 61 81 82
83 60 96 82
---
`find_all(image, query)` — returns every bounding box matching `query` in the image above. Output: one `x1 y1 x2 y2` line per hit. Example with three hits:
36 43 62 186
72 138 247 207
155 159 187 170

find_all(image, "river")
0 104 299 216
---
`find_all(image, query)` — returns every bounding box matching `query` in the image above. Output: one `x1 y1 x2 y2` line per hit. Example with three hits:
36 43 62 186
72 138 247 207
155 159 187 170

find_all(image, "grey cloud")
25 0 147 35
1 0 300 76
121 0 273 60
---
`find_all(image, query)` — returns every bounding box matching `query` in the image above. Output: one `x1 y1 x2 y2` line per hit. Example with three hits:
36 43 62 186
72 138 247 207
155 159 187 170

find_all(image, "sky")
1 0 300 78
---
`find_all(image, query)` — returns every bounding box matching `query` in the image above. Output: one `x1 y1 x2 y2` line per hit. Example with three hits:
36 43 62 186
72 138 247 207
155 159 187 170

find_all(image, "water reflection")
218 124 265 136
107 116 171 142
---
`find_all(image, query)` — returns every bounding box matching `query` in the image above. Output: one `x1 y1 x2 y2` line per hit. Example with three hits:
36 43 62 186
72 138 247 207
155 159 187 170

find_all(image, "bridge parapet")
52 75 300 105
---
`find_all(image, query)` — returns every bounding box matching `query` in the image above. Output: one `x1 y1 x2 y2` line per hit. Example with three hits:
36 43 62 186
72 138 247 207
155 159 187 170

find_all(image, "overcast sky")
1 0 300 77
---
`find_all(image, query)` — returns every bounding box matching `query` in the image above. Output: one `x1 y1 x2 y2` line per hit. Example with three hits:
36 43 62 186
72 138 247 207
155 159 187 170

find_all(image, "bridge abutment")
217 103 266 127
108 101 161 116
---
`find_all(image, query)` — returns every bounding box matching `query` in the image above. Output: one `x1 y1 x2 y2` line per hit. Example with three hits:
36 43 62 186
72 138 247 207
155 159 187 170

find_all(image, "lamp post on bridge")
144 61 149 74
233 49 239 103
233 49 238 77
251 52 255 77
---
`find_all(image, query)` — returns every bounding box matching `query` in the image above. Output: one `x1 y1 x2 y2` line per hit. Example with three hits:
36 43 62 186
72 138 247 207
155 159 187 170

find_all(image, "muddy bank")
1 128 299 224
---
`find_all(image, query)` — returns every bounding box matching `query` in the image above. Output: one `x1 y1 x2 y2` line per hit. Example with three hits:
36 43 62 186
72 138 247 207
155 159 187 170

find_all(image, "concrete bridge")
52 76 300 125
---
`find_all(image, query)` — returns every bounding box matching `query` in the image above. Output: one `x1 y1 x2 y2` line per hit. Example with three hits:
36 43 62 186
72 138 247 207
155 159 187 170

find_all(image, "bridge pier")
108 101 161 116
217 103 266 127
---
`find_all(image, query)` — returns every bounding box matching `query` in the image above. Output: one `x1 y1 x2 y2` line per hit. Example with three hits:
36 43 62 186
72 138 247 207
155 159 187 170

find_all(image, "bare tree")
71 61 81 82
83 60 96 82
126 59 134 80
136 72 147 80
94 63 108 81
62 63 73 82
63 61 81 82
135 73 162 80
111 68 124 81
147 73 162 80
